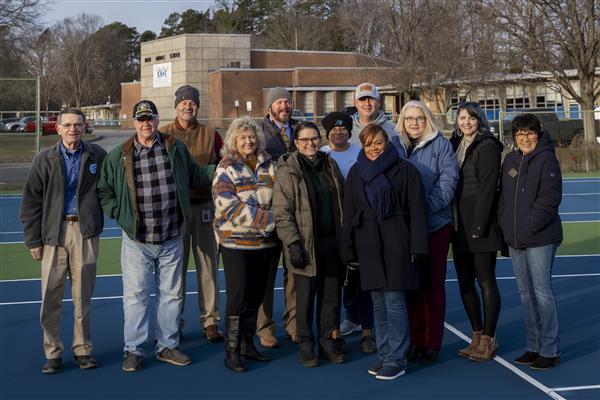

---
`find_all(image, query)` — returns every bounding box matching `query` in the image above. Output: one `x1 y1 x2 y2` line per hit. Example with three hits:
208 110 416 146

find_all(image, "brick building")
122 33 400 128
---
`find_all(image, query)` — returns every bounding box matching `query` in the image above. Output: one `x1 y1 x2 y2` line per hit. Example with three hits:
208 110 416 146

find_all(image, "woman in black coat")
498 114 562 371
450 102 504 361
342 123 428 380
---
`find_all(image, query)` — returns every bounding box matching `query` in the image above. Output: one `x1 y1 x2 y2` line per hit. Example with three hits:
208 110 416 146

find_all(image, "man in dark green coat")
98 100 214 373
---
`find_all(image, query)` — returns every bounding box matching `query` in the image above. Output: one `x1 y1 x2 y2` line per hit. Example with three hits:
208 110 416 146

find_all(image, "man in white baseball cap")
349 82 398 146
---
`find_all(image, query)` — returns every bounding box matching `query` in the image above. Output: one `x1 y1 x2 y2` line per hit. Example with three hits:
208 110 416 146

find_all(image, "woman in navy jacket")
498 114 562 370
393 100 458 364
450 102 504 361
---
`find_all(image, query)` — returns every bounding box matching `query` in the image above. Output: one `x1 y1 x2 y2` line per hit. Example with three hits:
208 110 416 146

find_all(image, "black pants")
453 251 501 336
221 246 280 320
295 272 340 346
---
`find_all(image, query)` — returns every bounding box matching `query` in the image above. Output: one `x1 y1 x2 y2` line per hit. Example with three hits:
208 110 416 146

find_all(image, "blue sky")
43 0 213 34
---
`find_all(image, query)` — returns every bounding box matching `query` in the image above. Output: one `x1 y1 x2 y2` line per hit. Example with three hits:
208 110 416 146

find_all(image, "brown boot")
469 335 498 361
458 330 482 358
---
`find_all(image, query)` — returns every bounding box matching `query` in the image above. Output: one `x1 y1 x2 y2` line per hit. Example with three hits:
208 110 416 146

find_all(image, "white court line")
0 227 122 235
2 272 599 305
444 322 567 400
551 385 600 392
562 220 600 224
444 272 600 283
560 211 600 215
1 254 598 283
0 287 284 306
563 193 600 196
563 179 600 183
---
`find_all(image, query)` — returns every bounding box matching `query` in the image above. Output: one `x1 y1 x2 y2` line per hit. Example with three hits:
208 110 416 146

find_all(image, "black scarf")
356 145 399 220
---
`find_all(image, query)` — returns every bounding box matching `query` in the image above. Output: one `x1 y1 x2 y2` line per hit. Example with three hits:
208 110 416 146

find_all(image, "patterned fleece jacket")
212 150 277 250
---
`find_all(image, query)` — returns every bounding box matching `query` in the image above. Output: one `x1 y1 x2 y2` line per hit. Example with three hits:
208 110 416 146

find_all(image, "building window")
343 91 354 107
323 92 334 115
169 52 180 59
155 55 165 61
304 92 314 117
144 57 151 63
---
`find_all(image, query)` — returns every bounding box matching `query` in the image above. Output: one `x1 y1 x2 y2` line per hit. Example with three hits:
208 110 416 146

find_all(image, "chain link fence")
0 77 43 155
193 109 600 172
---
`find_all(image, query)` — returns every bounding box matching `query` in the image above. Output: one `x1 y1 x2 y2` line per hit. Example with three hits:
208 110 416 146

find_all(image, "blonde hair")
222 116 266 157
395 100 439 147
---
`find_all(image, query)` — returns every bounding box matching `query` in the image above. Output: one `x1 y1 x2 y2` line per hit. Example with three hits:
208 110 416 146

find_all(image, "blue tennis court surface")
0 178 598 399
1 178 598 243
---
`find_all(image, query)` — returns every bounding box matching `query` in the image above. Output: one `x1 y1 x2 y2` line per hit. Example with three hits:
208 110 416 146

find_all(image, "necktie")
279 124 291 150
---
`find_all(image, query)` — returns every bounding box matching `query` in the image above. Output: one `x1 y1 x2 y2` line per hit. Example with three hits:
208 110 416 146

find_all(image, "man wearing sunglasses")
21 108 106 374
98 100 215 372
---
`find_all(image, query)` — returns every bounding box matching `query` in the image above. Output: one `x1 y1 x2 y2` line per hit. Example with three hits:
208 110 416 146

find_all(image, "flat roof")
251 48 359 55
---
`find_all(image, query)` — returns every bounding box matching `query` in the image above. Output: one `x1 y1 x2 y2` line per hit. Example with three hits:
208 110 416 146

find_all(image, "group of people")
21 81 563 380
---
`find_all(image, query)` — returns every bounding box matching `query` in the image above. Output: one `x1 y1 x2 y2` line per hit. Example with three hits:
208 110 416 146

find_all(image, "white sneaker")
340 319 362 336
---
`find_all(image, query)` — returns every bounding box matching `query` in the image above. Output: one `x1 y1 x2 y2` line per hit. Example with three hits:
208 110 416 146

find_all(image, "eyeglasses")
515 131 538 140
404 116 426 124
296 136 321 144
59 123 84 129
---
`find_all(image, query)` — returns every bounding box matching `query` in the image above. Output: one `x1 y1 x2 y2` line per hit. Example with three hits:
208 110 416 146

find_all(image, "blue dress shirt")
60 142 82 216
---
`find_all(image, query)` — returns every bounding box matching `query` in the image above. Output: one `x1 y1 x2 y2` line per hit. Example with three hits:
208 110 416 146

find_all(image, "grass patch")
0 134 95 164
1 222 597 281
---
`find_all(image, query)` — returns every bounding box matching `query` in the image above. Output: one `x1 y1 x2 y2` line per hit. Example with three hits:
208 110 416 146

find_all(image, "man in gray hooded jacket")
349 82 398 146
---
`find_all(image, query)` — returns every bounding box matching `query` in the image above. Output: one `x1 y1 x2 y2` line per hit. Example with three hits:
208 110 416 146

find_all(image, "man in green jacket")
98 100 215 373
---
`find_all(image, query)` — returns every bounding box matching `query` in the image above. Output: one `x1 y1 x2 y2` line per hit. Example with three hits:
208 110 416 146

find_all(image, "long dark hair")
454 101 490 136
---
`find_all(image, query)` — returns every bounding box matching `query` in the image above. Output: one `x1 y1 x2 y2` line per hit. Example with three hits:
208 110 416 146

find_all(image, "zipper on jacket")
513 155 524 247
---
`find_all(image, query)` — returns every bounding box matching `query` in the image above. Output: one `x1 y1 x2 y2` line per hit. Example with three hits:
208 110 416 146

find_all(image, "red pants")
407 224 451 351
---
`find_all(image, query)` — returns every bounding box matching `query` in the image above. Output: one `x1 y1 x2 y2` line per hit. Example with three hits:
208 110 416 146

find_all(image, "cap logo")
334 119 344 126
359 84 374 92
137 102 153 113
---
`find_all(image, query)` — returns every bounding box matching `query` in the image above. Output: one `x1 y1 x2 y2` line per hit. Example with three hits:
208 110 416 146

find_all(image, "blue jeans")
509 244 560 357
370 290 409 369
121 233 184 356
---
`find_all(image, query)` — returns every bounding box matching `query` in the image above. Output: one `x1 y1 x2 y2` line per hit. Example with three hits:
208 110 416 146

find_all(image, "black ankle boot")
241 337 271 362
224 316 246 372
239 309 271 362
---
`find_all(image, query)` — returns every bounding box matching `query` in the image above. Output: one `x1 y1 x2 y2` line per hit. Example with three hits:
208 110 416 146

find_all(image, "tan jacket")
272 151 344 277
161 119 221 201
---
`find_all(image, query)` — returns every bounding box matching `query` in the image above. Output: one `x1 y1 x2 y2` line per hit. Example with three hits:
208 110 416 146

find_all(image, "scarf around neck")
356 145 399 220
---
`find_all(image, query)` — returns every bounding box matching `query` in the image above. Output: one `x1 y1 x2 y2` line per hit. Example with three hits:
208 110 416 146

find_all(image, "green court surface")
1 222 598 281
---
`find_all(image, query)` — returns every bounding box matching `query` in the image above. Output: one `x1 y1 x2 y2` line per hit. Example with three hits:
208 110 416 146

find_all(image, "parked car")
21 116 93 135
489 109 589 147
9 116 36 132
0 117 20 132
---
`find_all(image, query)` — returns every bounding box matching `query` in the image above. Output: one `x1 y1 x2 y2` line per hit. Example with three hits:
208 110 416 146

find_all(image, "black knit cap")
322 112 353 139
174 85 200 107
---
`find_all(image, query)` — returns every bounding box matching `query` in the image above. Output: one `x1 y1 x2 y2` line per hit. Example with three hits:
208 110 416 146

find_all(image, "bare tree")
0 0 44 30
482 0 600 143
52 13 103 107
23 27 60 115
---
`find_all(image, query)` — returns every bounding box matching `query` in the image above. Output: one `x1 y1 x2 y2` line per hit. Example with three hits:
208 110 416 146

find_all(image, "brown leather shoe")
259 333 280 348
204 324 224 343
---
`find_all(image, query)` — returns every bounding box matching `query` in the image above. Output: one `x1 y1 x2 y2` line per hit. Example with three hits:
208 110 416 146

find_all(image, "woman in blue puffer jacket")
392 100 459 364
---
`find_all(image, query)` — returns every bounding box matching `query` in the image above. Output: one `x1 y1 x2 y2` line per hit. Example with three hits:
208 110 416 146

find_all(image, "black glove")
288 241 308 269
410 254 428 268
